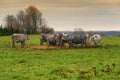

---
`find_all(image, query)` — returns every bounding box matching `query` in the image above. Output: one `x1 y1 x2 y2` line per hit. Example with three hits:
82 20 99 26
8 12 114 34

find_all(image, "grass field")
0 35 120 80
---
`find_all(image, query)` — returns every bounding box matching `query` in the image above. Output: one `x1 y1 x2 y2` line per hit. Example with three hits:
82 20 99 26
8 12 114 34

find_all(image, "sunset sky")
0 0 120 31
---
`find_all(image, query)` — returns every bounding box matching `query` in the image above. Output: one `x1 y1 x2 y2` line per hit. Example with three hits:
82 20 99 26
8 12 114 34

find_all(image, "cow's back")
40 33 50 42
12 33 27 42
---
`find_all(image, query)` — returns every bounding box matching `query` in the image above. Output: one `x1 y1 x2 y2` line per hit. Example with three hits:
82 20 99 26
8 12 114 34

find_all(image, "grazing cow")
40 33 49 45
59 33 87 48
68 34 87 48
12 33 29 48
40 33 60 46
59 33 69 48
91 34 101 46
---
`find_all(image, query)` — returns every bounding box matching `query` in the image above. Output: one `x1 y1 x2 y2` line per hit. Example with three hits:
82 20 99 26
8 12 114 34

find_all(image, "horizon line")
55 30 120 32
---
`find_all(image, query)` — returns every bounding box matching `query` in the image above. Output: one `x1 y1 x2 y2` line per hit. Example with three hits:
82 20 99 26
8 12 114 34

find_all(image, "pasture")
0 35 120 80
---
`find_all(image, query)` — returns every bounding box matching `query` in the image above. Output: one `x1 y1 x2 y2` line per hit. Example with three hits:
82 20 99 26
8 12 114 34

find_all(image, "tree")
0 25 11 36
39 25 54 34
16 10 25 33
0 25 2 30
3 5 54 34
25 5 42 33
16 10 33 34
24 13 33 34
39 18 54 34
5 14 16 33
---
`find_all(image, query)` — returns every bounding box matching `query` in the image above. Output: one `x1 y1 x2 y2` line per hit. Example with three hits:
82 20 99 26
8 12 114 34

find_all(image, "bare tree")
39 18 54 34
24 13 33 34
4 5 54 34
5 14 16 33
16 10 25 33
25 5 42 33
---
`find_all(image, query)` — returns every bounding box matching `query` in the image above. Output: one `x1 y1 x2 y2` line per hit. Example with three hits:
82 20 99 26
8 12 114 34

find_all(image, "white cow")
91 34 101 46
12 33 29 48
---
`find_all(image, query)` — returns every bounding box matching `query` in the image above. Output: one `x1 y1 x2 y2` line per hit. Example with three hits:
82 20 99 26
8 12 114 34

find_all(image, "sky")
0 0 120 31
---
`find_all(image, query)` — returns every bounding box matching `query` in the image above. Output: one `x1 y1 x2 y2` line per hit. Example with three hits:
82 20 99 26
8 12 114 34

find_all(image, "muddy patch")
22 45 102 50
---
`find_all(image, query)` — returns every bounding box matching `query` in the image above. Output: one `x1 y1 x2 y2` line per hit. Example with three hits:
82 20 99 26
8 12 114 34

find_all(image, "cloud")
0 0 120 31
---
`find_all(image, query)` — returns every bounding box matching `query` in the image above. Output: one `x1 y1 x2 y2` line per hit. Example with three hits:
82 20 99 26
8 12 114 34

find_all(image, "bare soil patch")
23 45 102 50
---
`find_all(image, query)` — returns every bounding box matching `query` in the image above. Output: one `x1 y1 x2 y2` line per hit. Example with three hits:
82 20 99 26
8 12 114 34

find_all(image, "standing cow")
91 34 101 46
40 33 49 45
40 33 60 46
59 33 93 48
59 33 69 48
68 34 87 48
12 33 29 48
59 33 88 48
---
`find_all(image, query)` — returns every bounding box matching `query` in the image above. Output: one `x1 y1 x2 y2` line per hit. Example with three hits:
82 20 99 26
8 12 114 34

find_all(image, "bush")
0 28 12 36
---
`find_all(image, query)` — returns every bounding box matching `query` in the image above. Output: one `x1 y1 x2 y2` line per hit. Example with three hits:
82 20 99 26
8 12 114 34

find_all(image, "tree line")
0 5 54 35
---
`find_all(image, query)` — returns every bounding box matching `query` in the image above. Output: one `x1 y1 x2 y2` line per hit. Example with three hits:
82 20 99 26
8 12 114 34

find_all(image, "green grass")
0 35 120 80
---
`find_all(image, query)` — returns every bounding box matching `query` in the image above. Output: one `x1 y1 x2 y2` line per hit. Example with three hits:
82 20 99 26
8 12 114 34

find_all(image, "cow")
59 33 88 48
40 33 60 47
40 33 49 45
68 34 87 48
91 34 101 46
58 33 69 48
12 33 29 48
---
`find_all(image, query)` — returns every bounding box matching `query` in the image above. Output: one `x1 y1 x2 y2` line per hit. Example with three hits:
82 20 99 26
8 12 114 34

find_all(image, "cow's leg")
85 41 88 47
87 41 90 47
85 40 87 47
24 42 26 45
60 43 62 48
21 41 24 48
40 39 43 45
12 40 15 48
69 43 72 48
81 43 83 47
85 43 88 47
69 44 71 48
73 43 77 48
62 43 66 48
47 41 50 47
94 42 97 47
60 41 63 48
61 42 65 48
81 40 85 47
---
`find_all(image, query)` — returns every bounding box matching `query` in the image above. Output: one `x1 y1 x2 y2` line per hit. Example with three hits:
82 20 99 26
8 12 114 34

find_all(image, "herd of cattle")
12 33 101 48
